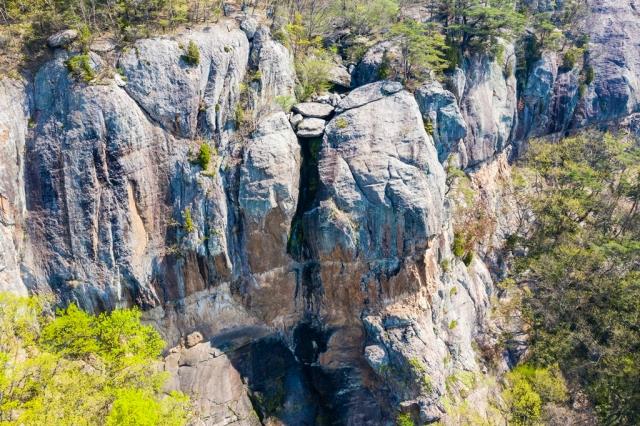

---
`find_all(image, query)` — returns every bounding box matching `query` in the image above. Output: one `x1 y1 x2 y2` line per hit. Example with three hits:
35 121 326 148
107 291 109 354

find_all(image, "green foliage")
561 46 583 70
275 95 296 112
502 365 567 425
448 320 458 330
438 0 526 56
584 65 595 85
513 132 640 424
295 54 332 101
182 40 200 66
0 293 190 425
197 142 211 170
462 251 474 266
336 117 348 129
339 0 399 36
183 207 195 233
396 412 415 426
388 19 449 83
452 232 466 257
423 118 434 136
65 54 95 82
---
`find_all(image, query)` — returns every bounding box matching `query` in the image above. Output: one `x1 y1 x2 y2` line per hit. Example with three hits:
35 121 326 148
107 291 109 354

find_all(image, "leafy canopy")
0 293 190 425
513 133 640 424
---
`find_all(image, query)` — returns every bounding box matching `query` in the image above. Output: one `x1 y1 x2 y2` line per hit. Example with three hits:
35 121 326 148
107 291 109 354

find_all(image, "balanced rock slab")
292 102 334 118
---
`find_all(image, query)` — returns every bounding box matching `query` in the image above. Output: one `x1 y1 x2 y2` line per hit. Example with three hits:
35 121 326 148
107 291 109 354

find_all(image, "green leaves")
513 132 640 423
0 294 190 425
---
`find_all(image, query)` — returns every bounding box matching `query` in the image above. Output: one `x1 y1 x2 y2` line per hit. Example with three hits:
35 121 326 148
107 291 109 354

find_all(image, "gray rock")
328 63 352 89
308 85 445 260
460 45 517 167
335 80 403 113
0 79 30 295
364 345 389 372
90 38 116 52
186 331 204 347
290 113 303 128
415 81 467 162
296 117 326 137
351 41 401 87
240 16 259 40
250 27 296 109
47 29 78 48
118 26 249 139
292 102 334 118
239 112 300 273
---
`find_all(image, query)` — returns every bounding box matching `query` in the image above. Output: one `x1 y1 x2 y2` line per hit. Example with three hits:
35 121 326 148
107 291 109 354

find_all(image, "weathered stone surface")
296 117 326 137
250 27 296 108
239 112 300 273
240 16 259 40
0 79 30 295
335 80 403 113
289 113 303 128
119 26 249 139
328 63 352 89
351 41 401 87
47 29 78 48
165 340 260 426
459 45 517 167
415 81 467 162
292 102 334 118
308 84 445 261
186 331 203 347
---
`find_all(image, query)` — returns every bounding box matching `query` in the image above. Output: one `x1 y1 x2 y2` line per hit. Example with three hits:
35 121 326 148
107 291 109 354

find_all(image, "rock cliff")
2 1 640 424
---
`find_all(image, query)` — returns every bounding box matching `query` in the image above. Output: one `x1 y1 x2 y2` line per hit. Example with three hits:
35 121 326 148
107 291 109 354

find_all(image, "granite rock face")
3 3 640 424
415 81 467 163
119 27 249 140
459 46 518 167
0 79 30 295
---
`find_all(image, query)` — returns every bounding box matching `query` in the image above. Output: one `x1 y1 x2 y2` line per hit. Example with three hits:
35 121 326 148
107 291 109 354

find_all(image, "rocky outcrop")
0 79 30 295
458 46 518 167
415 81 467 163
119 28 249 140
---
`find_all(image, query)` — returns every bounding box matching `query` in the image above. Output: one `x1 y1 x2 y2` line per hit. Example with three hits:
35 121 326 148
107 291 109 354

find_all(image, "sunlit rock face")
3 1 640 423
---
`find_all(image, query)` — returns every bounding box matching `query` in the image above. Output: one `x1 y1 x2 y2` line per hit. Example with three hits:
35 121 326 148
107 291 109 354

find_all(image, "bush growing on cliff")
182 40 200 66
0 292 191 425
65 54 95 82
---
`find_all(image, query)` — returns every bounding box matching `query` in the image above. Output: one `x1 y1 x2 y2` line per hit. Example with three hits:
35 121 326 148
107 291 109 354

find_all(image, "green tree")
437 0 525 56
512 132 640 424
0 293 191 425
388 19 449 83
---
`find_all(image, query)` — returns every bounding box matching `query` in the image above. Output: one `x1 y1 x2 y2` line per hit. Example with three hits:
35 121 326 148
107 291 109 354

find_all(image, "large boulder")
459 46 517 167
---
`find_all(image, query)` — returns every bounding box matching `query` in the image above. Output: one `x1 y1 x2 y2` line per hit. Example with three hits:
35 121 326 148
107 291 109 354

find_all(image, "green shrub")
336 117 348 129
65 54 95 82
584 65 595 85
448 320 458 330
452 232 465 257
182 40 200 66
450 286 458 296
562 47 582 70
462 251 474 266
396 412 415 426
423 118 434 136
0 293 191 425
275 95 296 112
197 143 211 170
295 54 331 101
183 208 195 233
